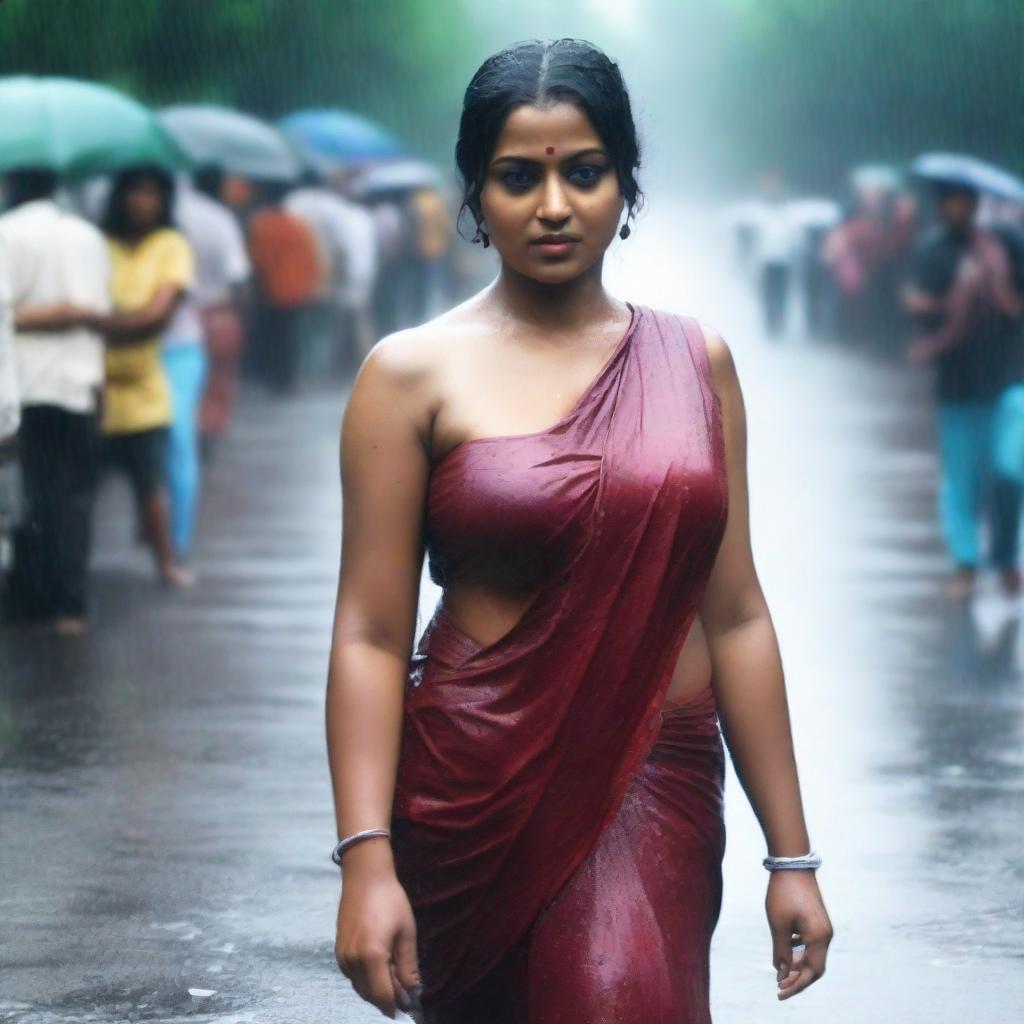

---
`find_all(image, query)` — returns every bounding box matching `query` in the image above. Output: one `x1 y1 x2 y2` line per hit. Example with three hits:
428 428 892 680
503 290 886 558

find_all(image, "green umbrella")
0 75 186 178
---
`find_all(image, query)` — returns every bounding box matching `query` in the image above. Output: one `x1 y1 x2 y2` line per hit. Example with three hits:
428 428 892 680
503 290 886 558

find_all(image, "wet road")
2 211 1023 1022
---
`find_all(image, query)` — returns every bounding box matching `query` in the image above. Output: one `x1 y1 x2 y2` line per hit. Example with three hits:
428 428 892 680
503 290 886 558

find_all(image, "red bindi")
545 146 555 155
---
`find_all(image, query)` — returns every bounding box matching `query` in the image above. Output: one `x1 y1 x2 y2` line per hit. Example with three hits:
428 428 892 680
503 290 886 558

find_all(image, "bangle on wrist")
763 849 821 872
331 828 392 867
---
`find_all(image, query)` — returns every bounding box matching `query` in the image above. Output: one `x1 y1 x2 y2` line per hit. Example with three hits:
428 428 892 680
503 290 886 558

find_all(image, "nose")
536 171 571 226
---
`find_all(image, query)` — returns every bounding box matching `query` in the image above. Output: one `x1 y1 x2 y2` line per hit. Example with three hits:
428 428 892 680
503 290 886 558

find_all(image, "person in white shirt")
0 168 111 633
753 196 800 339
0 238 20 577
0 237 19 443
160 171 250 559
286 171 379 376
190 165 251 459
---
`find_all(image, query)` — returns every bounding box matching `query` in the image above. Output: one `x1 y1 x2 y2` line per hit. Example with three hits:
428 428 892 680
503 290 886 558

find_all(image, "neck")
119 226 154 246
488 257 619 329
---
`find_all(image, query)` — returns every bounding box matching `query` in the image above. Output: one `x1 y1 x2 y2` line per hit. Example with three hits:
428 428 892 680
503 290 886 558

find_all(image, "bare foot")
942 566 976 601
999 567 1022 597
160 564 197 588
51 616 88 636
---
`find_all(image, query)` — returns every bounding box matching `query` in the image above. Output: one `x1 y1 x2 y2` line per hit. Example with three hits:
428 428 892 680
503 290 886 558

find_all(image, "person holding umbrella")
904 175 1024 599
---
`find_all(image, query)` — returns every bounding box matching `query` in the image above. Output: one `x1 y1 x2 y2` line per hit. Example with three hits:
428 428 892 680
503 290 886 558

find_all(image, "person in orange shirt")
246 180 321 394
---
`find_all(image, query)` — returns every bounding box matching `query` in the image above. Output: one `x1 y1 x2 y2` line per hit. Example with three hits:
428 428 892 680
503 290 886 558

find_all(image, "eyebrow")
489 146 609 167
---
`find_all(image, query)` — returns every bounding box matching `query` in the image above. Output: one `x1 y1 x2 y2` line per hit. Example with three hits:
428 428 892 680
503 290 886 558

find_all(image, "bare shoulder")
695 320 741 410
346 299 485 444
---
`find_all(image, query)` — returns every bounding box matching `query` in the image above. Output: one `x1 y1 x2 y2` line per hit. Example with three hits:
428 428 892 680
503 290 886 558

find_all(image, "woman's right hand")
335 853 423 1020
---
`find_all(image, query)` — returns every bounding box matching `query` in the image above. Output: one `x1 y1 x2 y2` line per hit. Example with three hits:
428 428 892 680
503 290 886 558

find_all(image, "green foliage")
0 0 481 166
683 0 1024 188
0 0 1019 192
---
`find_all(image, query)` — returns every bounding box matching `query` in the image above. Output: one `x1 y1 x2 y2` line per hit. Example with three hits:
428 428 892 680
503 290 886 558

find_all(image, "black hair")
934 180 979 205
245 176 295 206
455 38 643 243
101 163 176 240
3 168 59 208
193 163 225 201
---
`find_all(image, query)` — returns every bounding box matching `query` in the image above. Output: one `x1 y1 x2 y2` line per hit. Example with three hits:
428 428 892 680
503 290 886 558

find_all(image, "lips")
531 234 581 256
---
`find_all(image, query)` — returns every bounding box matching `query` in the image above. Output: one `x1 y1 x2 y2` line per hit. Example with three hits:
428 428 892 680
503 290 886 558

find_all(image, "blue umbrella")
279 108 404 165
911 152 1024 203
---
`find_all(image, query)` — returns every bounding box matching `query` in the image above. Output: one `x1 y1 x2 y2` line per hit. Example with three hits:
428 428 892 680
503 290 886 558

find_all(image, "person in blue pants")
161 323 207 562
905 182 1024 599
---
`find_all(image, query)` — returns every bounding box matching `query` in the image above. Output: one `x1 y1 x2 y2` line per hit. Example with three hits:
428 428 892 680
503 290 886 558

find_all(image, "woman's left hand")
765 870 833 1000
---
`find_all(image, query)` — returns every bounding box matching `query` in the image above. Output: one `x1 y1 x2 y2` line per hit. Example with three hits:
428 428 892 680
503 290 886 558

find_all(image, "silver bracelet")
763 849 822 871
331 827 391 866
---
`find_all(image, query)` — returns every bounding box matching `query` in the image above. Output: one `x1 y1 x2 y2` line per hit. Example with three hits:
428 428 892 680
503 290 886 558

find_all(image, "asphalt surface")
1 214 1022 1022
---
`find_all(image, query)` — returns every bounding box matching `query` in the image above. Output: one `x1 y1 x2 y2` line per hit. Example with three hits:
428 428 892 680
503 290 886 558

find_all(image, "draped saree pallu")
390 304 730 1023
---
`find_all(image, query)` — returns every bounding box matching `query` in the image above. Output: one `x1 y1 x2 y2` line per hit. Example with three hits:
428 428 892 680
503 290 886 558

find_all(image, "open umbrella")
351 159 443 198
160 105 304 181
785 197 842 230
279 108 404 165
850 164 901 192
911 152 1024 202
0 75 185 177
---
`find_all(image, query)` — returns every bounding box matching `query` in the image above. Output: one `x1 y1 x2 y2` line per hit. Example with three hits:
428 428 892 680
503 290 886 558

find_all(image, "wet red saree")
390 304 729 1022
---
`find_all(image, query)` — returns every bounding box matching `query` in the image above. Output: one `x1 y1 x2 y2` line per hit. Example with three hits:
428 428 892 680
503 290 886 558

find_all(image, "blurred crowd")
0 105 460 635
724 158 1024 599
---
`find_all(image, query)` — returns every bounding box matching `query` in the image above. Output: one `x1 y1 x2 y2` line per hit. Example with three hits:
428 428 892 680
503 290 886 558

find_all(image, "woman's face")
479 101 624 283
123 177 165 232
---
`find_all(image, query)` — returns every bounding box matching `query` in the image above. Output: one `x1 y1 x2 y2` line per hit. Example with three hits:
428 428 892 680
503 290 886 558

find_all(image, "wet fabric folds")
390 305 729 1016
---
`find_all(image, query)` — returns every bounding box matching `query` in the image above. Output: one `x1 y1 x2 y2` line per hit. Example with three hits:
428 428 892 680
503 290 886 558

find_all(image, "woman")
92 165 194 587
326 39 833 1023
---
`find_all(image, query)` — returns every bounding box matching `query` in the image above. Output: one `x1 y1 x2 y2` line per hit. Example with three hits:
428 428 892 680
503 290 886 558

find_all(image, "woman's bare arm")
87 282 184 346
326 331 432 1017
13 303 95 332
697 325 832 999
698 326 809 857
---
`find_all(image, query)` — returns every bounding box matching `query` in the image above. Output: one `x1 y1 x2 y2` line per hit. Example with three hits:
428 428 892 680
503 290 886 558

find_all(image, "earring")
619 223 631 240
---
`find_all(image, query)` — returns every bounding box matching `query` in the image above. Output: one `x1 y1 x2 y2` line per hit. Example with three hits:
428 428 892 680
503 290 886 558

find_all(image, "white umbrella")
785 198 842 229
351 160 443 198
160 105 304 181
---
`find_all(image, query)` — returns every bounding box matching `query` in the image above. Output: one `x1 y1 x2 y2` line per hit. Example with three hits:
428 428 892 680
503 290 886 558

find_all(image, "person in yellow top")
85 165 195 588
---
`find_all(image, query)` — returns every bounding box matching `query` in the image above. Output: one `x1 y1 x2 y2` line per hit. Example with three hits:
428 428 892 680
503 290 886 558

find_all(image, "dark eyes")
500 168 536 191
499 165 607 192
